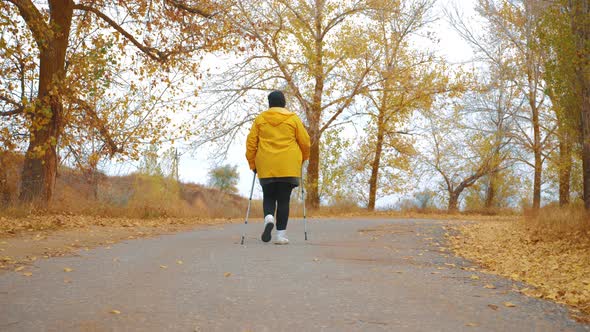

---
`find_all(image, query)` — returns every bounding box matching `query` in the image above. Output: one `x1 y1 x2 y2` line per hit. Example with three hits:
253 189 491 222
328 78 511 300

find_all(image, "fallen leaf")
177 260 183 265
160 265 168 269
14 266 25 272
484 284 496 289
110 309 121 315
224 272 231 277
22 272 32 277
64 267 73 272
470 275 480 280
503 302 516 308
465 322 479 327
488 304 499 310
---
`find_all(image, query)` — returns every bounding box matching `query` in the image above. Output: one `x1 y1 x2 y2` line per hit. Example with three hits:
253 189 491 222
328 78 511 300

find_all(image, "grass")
524 202 590 235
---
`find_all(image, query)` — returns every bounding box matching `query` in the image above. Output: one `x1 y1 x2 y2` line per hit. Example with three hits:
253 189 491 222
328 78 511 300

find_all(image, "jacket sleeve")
295 116 311 161
245 118 259 170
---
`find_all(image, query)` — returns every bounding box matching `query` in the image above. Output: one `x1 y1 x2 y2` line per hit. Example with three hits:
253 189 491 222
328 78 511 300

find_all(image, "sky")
108 0 479 207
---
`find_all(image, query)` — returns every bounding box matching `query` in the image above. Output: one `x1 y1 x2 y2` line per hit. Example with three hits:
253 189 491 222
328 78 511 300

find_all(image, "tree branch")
320 65 374 133
0 94 24 116
6 0 51 49
0 94 22 108
73 4 168 62
72 98 120 156
0 107 24 116
166 0 214 18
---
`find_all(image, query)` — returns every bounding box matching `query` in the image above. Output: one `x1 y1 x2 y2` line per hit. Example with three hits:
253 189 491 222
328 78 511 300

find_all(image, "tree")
568 0 590 210
0 0 230 205
363 0 448 210
418 91 512 211
463 170 524 210
208 164 239 194
538 1 580 206
448 0 553 211
208 0 378 208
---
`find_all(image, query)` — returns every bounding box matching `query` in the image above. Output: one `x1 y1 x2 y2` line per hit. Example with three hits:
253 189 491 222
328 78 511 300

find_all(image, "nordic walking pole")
241 171 257 245
301 163 308 241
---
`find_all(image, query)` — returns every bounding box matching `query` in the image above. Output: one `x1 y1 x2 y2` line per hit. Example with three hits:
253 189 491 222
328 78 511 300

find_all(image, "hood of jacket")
261 107 295 127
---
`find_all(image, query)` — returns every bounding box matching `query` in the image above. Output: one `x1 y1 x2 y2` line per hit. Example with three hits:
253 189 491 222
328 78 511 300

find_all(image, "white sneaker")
261 214 274 243
274 230 289 245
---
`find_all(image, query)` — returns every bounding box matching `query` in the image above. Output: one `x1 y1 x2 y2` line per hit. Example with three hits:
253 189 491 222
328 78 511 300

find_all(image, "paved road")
1 219 588 331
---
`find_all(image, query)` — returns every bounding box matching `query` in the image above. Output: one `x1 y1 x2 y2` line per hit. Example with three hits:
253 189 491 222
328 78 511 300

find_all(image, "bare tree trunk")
306 117 321 209
533 146 542 210
559 134 572 206
306 7 324 210
448 180 475 212
531 97 542 210
0 152 10 207
484 174 496 209
307 138 321 209
448 191 460 212
19 0 73 205
582 103 590 210
571 0 590 210
368 109 385 211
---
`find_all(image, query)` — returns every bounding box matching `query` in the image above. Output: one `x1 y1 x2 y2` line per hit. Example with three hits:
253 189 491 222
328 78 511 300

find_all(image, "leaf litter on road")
450 221 590 314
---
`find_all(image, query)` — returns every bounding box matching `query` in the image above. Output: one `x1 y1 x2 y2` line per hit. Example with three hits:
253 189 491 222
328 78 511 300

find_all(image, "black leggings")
262 182 296 231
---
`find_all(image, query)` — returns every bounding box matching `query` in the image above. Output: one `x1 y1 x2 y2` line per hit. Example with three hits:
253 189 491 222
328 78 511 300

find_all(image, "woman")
245 90 310 244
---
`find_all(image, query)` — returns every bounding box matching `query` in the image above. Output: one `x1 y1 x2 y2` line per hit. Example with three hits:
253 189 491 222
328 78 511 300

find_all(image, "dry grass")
0 170 257 220
524 203 590 235
450 206 590 317
309 207 521 222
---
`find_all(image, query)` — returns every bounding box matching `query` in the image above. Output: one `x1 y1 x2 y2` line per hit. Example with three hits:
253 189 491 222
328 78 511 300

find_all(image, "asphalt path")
1 218 588 331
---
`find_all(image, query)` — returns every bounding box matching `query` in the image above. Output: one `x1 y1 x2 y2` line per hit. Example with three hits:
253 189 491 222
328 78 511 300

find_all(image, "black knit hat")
268 90 286 108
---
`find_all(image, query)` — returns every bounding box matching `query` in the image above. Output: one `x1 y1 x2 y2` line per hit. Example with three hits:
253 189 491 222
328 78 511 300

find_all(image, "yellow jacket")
246 107 310 179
